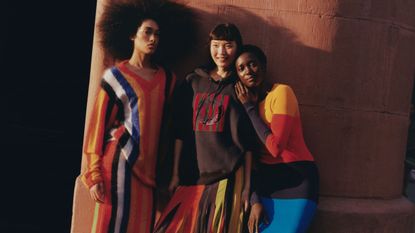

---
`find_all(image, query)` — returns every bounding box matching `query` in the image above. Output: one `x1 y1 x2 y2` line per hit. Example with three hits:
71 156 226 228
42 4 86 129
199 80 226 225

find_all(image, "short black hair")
204 23 243 70
209 23 243 52
240 44 267 70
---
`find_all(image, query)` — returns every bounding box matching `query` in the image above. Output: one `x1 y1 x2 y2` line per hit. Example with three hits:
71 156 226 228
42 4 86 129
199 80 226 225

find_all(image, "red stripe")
193 94 201 130
92 139 119 233
205 94 214 131
218 95 229 132
118 61 162 92
199 95 207 131
154 186 205 232
212 94 222 131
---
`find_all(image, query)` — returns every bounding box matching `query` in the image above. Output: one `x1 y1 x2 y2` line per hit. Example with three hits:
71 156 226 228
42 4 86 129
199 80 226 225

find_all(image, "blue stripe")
259 197 317 233
119 157 132 233
111 67 140 164
111 67 140 144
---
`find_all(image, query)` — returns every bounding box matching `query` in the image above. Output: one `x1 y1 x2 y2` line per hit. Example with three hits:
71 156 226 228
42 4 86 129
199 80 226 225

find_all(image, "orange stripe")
142 183 153 233
83 89 111 187
218 95 229 131
93 202 111 233
154 186 205 233
116 176 153 233
93 140 119 233
118 61 163 92
126 175 139 233
85 89 110 156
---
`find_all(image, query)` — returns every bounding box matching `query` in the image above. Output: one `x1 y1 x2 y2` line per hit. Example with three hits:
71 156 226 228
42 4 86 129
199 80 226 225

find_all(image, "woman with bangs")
154 23 257 233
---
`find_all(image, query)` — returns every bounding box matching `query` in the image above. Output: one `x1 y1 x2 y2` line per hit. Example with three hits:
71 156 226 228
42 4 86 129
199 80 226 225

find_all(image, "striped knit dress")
82 60 175 233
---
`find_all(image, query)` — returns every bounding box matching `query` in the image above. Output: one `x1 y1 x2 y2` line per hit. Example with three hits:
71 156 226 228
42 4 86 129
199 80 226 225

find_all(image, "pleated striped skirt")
154 166 246 233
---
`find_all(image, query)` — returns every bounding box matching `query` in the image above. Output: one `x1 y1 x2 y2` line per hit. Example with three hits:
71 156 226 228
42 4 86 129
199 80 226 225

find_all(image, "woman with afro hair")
80 1 196 232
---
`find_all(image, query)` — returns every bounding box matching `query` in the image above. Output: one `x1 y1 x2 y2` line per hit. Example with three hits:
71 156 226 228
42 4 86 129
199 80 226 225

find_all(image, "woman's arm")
82 76 119 202
168 139 183 192
237 84 297 157
168 79 194 192
242 151 253 212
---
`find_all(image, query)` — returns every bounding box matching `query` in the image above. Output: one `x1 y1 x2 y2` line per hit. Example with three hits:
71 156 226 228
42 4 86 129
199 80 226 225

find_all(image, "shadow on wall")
174 5 329 88
315 2 415 199
96 1 330 195
171 2 329 183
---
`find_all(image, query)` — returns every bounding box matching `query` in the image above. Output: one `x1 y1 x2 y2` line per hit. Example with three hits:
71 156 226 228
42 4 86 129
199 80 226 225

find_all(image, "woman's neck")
129 51 153 69
127 51 158 81
257 80 273 100
211 67 232 81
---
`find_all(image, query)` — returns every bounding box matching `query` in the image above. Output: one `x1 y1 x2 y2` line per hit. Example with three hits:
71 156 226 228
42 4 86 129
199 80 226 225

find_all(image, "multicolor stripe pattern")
82 61 174 233
258 84 314 164
106 67 141 165
154 166 246 233
89 139 154 233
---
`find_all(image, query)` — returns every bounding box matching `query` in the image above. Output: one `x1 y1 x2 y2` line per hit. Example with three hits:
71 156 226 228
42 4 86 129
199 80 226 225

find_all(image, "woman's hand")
241 188 250 212
168 175 180 193
235 81 257 104
248 203 268 233
89 182 105 203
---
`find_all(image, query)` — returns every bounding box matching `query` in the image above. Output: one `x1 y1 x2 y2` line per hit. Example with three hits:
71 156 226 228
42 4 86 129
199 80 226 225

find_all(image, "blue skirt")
259 197 317 233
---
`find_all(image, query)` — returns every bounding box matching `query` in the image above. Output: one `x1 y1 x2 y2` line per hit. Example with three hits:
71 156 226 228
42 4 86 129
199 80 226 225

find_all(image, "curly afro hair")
99 0 198 67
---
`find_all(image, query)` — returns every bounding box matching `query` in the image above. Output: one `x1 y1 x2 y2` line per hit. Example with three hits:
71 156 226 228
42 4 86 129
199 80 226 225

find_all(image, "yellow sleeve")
263 85 298 157
269 84 298 117
81 87 117 189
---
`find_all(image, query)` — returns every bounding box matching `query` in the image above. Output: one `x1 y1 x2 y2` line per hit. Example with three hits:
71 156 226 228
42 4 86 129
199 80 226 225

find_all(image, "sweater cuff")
250 191 260 205
81 171 103 190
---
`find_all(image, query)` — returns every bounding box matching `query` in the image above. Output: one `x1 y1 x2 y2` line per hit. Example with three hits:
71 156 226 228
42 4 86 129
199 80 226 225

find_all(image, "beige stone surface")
301 106 409 198
309 196 415 233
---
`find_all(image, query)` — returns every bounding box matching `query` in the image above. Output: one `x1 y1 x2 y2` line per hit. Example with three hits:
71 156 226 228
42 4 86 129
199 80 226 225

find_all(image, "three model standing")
81 1 319 233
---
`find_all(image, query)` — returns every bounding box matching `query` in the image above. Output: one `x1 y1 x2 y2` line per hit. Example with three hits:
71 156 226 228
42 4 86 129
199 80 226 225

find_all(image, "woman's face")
235 52 265 88
210 40 238 69
131 19 160 55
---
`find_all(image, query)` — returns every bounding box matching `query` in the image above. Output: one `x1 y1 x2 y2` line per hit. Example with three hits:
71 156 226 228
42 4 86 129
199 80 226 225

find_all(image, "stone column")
71 1 415 232
70 0 109 232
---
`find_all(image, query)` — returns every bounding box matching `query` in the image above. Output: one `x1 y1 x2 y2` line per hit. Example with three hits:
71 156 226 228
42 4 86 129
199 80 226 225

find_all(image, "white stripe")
103 69 134 141
122 138 133 162
114 151 127 233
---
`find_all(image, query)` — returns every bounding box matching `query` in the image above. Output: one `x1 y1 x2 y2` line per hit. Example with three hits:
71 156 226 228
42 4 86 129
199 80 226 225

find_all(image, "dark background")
2 1 97 232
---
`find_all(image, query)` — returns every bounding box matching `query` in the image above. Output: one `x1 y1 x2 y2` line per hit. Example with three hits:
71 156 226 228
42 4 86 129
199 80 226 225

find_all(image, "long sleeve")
243 102 270 143
243 85 297 158
172 79 194 141
81 81 119 189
